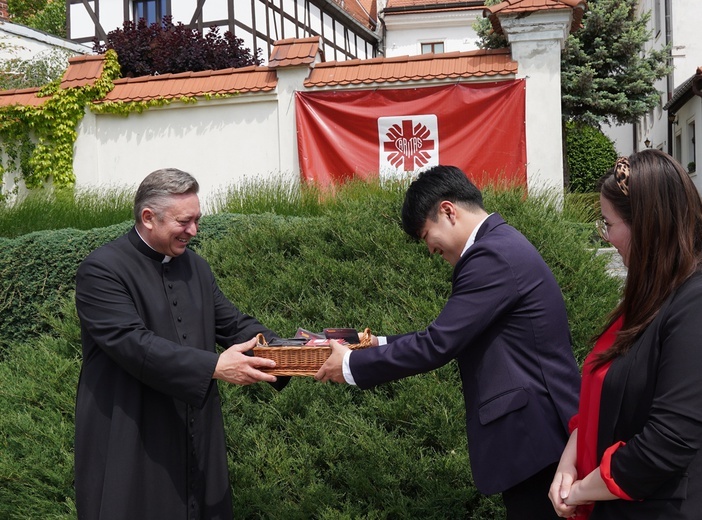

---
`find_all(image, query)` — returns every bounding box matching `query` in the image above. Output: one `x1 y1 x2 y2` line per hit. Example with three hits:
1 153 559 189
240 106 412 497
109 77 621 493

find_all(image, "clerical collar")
129 227 172 263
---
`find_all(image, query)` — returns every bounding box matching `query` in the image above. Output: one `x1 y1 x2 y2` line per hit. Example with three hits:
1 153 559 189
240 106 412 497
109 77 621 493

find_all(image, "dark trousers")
501 462 559 520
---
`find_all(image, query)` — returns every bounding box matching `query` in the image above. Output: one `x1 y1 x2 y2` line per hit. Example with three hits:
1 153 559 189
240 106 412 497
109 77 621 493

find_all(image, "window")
421 42 444 55
133 0 168 25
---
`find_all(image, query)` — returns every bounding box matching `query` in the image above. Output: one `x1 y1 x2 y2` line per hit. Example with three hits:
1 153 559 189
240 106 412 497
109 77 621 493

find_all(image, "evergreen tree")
476 0 671 127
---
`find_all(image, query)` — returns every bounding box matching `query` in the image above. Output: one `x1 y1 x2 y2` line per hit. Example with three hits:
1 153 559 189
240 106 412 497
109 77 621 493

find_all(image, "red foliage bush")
94 16 261 78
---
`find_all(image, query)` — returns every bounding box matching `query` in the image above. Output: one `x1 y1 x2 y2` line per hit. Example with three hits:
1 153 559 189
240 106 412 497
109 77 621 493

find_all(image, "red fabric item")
571 316 623 519
601 441 635 500
295 81 526 187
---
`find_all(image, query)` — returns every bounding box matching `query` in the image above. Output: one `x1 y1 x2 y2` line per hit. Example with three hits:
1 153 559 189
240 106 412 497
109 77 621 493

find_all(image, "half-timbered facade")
66 0 379 64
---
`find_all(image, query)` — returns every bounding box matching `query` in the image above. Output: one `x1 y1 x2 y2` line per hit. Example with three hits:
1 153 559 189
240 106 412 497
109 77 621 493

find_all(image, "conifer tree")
476 0 670 126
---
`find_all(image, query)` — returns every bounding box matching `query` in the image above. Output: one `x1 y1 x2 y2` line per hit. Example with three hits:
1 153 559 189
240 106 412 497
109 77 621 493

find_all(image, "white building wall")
674 102 701 191
383 11 481 58
69 1 125 41
73 95 285 211
669 0 701 88
600 122 634 157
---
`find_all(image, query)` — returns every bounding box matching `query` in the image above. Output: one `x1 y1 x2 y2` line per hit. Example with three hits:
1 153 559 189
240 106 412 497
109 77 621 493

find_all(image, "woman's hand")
550 465 579 518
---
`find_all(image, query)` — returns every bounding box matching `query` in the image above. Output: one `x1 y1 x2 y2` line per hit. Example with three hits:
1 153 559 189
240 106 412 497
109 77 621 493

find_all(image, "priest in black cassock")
74 168 287 520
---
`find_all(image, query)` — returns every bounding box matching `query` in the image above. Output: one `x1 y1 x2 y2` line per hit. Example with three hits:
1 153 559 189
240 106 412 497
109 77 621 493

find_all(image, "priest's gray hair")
134 168 200 222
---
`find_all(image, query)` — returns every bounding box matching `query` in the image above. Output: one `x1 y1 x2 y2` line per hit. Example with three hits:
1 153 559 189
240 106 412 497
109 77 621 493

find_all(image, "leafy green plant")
565 120 618 194
8 0 67 37
0 186 134 238
0 48 74 91
0 50 121 192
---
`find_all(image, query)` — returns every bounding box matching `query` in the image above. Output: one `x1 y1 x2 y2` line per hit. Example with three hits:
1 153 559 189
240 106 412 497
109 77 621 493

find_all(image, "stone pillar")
272 64 309 185
498 10 573 199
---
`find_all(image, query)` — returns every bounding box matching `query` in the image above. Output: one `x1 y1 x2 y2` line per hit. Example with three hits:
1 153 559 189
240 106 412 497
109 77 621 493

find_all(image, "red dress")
568 316 623 519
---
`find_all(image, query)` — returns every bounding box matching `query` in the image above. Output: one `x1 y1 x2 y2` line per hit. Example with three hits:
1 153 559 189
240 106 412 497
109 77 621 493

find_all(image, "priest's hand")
314 339 349 383
213 337 278 385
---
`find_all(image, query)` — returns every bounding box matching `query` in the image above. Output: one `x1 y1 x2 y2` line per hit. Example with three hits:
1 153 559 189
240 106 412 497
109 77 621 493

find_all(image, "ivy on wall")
0 50 121 192
0 49 237 197
90 92 233 116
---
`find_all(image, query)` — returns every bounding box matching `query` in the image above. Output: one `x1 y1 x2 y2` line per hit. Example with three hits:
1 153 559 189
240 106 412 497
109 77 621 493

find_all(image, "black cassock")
74 227 281 520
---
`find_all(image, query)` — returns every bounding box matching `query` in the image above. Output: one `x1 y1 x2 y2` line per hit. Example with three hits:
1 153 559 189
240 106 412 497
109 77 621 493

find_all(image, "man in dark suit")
316 165 580 519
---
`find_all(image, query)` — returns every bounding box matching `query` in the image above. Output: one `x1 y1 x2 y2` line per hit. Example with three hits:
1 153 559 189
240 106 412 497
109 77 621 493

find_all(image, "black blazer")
593 271 702 519
350 213 581 494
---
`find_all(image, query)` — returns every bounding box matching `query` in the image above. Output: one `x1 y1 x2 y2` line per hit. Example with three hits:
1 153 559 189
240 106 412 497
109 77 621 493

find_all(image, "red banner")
295 81 526 187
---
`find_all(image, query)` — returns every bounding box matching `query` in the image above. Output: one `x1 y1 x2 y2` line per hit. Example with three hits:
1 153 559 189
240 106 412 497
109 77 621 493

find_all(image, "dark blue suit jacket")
350 213 580 494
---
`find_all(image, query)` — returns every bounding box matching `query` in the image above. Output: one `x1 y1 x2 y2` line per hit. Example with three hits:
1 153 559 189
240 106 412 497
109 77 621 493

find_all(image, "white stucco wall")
69 1 124 41
600 122 635 157
74 94 291 211
383 10 482 58
2 5 576 205
673 101 702 190
668 0 701 89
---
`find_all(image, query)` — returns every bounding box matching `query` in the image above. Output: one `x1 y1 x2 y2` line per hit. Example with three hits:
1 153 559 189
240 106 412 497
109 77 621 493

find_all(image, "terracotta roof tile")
486 0 586 34
61 54 105 89
98 66 277 104
330 0 375 28
0 87 48 108
0 42 517 109
268 37 324 68
305 48 517 87
359 0 377 20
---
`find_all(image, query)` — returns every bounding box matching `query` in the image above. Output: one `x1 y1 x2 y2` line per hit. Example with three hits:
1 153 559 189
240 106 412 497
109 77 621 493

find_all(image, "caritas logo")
378 115 438 177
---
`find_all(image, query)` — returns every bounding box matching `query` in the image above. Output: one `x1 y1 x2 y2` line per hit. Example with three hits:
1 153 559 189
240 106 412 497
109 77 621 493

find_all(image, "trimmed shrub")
565 121 618 193
0 183 621 519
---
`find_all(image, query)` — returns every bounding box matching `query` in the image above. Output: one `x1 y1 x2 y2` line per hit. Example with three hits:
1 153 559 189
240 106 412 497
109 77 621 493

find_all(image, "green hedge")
566 121 618 193
0 184 621 519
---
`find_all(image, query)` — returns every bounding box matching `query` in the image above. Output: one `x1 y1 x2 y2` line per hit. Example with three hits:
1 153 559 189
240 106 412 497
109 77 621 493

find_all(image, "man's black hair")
401 165 484 239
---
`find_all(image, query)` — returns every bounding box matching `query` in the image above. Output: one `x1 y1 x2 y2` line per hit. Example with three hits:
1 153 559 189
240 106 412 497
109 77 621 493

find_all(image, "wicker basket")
253 328 373 376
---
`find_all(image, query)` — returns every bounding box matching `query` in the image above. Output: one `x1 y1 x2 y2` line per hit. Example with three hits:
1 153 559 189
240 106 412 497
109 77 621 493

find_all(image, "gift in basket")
254 327 374 376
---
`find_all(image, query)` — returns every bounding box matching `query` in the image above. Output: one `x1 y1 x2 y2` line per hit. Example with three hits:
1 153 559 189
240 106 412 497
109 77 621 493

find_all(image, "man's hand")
314 339 350 383
213 337 278 385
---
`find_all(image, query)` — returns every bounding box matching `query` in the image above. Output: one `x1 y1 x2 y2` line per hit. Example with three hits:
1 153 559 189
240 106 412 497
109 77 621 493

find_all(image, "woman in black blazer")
549 149 702 519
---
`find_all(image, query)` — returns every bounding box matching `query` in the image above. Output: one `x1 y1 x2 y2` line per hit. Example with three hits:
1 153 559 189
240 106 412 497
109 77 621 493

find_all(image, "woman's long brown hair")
596 149 702 364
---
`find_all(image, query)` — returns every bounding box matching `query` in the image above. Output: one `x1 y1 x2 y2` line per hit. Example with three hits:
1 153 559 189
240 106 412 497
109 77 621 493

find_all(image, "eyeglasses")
595 219 609 242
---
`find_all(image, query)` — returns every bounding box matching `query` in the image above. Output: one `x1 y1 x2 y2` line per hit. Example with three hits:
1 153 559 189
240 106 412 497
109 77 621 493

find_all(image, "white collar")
460 213 492 258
